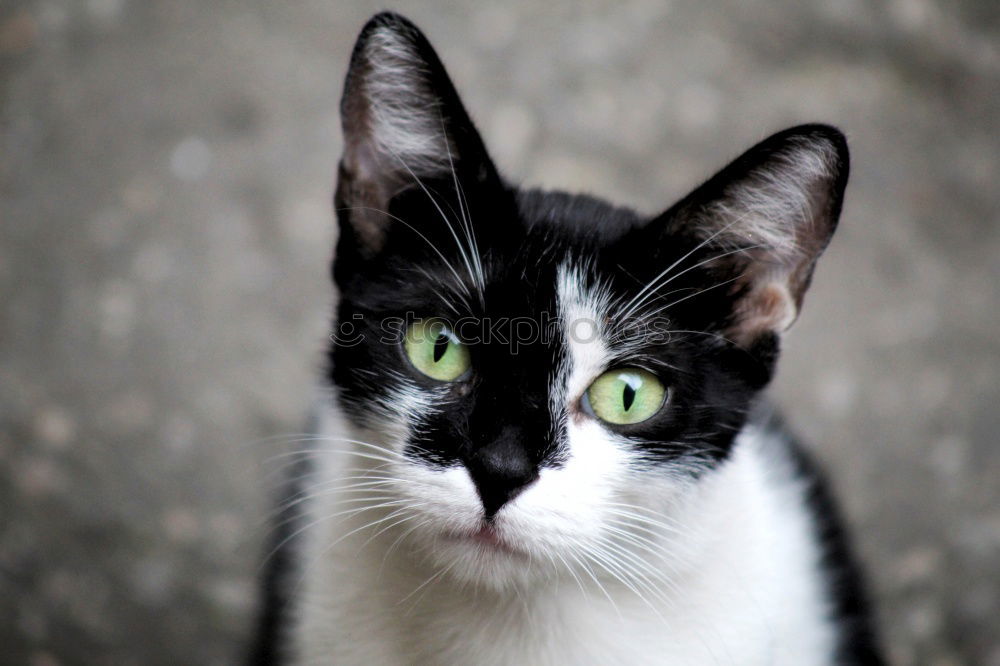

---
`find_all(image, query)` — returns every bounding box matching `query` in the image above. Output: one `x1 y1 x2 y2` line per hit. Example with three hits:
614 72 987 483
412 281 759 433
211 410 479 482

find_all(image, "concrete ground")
1 1 998 664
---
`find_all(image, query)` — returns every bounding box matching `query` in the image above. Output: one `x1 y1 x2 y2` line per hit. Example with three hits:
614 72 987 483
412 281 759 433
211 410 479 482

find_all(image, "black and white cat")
253 12 882 666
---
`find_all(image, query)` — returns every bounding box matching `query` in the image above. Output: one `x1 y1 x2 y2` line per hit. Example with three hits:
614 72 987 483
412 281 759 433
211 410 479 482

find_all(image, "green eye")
585 368 666 425
404 319 470 382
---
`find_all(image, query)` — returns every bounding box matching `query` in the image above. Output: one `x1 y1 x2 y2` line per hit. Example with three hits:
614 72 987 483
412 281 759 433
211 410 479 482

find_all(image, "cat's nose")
464 437 538 520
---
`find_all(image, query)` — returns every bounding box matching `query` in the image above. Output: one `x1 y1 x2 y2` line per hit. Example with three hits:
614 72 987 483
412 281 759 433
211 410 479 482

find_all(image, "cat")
251 12 883 666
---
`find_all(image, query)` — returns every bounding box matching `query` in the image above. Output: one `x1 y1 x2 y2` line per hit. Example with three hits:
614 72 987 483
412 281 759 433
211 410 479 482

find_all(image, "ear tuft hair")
687 129 845 272
334 13 499 262
342 13 454 178
649 125 849 345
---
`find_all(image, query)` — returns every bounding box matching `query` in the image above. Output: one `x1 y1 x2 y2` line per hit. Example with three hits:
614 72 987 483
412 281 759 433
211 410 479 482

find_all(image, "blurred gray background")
1 1 998 664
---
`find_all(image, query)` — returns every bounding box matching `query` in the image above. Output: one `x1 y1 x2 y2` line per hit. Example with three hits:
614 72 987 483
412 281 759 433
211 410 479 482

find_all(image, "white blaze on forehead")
552 261 615 413
539 260 638 512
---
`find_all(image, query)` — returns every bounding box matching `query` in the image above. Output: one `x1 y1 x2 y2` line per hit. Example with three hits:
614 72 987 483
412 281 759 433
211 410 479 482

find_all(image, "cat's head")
325 13 848 589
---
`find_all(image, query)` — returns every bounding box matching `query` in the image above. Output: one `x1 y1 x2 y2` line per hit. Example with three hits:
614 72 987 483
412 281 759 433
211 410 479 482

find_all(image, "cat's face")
325 13 848 588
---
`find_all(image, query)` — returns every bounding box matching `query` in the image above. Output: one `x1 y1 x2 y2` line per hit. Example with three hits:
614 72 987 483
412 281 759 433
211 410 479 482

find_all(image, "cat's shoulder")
741 404 884 665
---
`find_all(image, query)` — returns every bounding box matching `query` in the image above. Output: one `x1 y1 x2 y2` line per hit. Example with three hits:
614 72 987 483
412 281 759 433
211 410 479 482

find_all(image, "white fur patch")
550 260 614 421
293 404 837 665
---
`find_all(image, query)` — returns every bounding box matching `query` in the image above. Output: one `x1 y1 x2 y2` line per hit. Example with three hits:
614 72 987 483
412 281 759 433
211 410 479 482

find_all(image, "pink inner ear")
728 282 798 346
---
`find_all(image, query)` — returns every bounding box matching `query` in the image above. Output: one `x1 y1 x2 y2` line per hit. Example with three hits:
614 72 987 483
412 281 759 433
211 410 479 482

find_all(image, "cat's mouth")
446 524 524 556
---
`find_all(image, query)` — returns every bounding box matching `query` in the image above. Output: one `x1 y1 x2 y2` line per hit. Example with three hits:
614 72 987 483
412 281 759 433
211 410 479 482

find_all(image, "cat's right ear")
334 13 501 264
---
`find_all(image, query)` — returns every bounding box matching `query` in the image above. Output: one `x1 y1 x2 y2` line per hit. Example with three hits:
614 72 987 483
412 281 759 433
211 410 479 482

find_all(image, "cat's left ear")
640 124 849 346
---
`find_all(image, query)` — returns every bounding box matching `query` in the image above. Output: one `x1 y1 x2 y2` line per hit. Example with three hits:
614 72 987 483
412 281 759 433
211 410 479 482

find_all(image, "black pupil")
432 332 450 363
622 382 636 412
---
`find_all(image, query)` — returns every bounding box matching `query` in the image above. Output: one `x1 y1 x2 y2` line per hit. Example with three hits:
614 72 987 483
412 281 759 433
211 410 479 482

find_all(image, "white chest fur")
289 413 835 666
